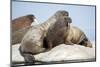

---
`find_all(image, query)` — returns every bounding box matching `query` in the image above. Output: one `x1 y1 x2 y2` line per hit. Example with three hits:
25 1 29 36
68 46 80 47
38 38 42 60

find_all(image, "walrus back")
68 26 86 44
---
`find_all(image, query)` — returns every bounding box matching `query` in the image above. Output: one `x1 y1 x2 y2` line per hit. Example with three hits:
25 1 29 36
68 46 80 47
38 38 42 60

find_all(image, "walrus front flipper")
23 53 35 65
19 46 35 65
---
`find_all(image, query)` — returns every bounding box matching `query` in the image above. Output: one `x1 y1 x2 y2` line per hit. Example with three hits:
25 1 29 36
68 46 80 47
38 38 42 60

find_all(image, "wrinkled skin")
65 26 92 48
46 16 72 49
19 10 70 64
11 15 35 45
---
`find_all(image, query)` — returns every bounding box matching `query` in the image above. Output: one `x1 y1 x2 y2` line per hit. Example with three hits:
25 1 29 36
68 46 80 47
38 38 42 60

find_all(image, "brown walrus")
11 27 30 45
12 14 35 32
19 10 69 64
11 14 36 45
46 16 72 49
64 25 92 48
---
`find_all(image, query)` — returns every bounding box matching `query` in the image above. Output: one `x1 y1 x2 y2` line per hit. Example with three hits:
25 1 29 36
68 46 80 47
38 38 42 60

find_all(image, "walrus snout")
63 17 72 28
27 14 36 23
66 17 72 23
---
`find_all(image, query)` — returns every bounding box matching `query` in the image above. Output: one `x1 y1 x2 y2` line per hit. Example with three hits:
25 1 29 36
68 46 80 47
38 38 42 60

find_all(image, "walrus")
12 14 35 32
64 25 92 48
46 14 92 49
46 16 72 49
11 14 37 45
19 10 69 64
11 27 30 45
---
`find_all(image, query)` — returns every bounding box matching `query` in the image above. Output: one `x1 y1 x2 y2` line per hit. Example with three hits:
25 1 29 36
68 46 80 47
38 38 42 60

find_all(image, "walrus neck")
41 16 56 31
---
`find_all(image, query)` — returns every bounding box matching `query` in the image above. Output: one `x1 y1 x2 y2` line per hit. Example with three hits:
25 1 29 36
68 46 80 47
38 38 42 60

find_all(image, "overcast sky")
12 1 96 41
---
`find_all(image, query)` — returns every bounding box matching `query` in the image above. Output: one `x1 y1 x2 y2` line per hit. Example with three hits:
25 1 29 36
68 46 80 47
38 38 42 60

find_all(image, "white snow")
12 42 95 62
34 44 95 62
12 44 24 62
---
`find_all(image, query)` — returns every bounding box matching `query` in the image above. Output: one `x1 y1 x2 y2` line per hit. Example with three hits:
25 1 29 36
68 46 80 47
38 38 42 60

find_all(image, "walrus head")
55 10 69 17
64 17 72 29
26 14 36 23
26 15 39 26
31 18 39 26
54 10 72 28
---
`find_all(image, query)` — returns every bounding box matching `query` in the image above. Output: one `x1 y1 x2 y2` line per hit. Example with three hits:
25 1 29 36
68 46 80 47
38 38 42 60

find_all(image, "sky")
12 1 96 41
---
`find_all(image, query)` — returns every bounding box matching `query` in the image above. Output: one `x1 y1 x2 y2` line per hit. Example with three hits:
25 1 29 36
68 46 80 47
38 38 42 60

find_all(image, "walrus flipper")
19 46 35 65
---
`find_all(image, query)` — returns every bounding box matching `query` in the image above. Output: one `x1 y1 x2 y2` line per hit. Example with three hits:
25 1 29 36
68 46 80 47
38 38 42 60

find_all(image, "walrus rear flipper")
78 36 92 48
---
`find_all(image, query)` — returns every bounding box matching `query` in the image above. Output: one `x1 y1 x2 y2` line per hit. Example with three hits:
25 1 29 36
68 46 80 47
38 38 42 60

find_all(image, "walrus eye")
64 13 69 16
62 11 69 16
